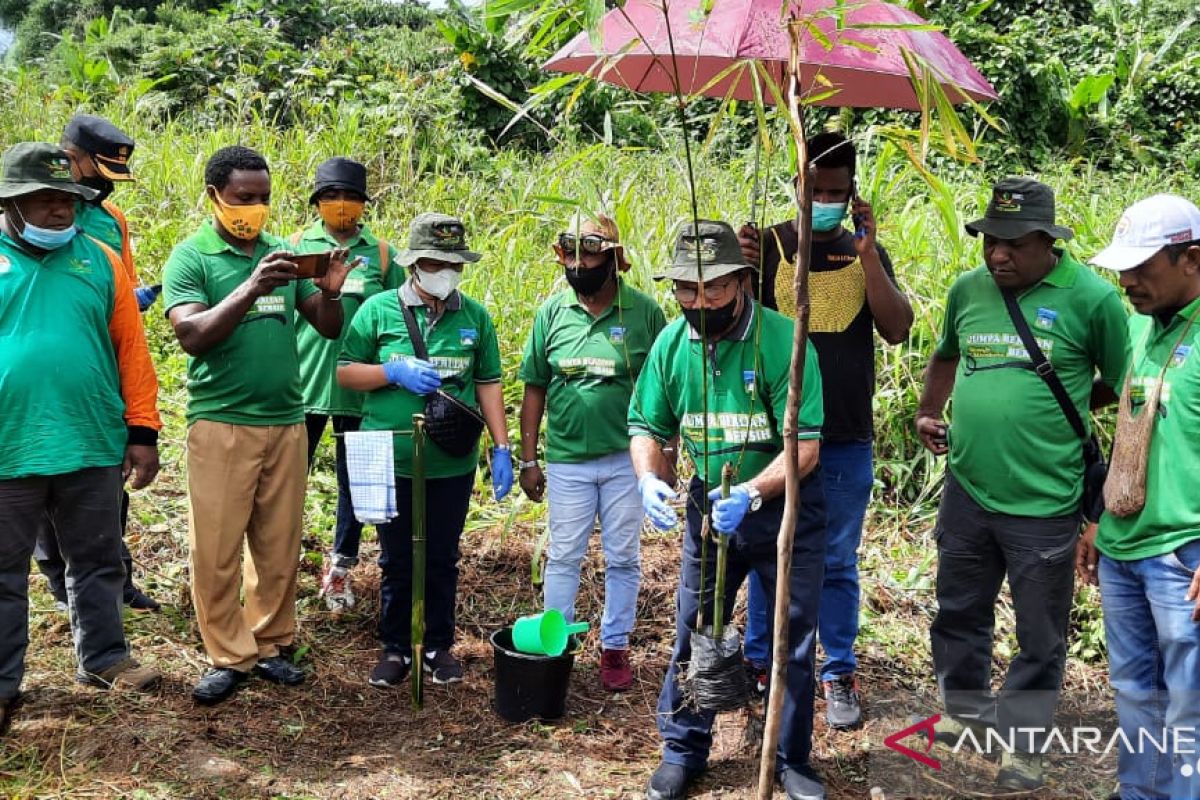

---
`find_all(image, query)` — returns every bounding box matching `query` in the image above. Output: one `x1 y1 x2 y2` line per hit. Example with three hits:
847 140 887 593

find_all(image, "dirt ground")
2 519 1118 800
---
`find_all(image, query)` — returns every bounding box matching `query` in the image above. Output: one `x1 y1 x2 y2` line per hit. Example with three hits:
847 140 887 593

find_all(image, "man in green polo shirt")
1079 194 1200 800
291 156 399 613
630 220 827 800
915 177 1129 790
518 214 666 692
163 145 351 706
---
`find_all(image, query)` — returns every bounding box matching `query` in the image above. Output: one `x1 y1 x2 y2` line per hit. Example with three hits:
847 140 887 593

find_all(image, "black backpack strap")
398 288 430 361
999 288 1089 442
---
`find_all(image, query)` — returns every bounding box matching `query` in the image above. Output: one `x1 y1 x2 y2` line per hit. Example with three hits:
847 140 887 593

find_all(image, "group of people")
0 114 1197 800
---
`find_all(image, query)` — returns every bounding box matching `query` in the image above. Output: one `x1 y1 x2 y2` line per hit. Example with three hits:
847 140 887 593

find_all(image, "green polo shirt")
293 221 398 416
1097 296 1200 560
163 221 319 426
935 251 1129 517
75 202 123 256
340 280 501 478
629 298 823 487
0 231 126 479
520 280 666 463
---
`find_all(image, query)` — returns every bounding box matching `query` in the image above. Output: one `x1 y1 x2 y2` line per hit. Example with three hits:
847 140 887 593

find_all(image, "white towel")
344 431 397 524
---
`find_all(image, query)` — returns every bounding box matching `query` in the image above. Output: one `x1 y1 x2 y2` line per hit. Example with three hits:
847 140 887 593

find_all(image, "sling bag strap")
999 288 1090 444
398 290 430 361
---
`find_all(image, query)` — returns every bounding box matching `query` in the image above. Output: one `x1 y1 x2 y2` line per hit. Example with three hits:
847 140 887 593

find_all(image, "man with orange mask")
163 145 352 706
291 157 400 612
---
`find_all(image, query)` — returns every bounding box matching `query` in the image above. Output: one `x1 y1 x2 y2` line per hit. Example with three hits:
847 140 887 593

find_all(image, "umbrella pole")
756 21 813 800
411 413 427 709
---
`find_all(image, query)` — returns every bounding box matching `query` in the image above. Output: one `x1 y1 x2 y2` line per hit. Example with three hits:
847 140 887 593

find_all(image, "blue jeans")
1100 541 1200 800
745 440 872 681
543 451 642 650
658 473 825 771
305 413 365 567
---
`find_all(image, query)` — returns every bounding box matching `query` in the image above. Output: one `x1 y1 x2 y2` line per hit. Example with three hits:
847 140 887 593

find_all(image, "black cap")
965 177 1073 241
62 114 134 181
309 157 369 204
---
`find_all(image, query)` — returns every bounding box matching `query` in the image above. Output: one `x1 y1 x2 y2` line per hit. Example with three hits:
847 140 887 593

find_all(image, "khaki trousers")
186 420 306 671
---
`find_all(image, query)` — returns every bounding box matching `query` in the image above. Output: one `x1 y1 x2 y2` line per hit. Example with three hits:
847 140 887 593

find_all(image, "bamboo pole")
711 463 734 639
411 413 427 709
756 19 813 799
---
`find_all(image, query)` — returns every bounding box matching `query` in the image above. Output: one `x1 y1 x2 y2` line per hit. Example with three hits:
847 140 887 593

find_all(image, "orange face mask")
318 198 365 231
211 193 270 240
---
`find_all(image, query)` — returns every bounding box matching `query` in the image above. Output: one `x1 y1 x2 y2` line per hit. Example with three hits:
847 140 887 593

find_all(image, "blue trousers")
746 440 872 681
657 473 825 771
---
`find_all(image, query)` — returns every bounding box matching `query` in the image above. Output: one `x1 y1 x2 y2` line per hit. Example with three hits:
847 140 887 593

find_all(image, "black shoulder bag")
1000 289 1107 523
398 296 486 458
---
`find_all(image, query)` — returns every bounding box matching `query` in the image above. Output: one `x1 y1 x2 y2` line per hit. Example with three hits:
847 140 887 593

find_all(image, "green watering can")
512 609 589 657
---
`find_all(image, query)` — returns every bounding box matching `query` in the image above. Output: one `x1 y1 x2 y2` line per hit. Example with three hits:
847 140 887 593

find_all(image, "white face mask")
415 266 462 300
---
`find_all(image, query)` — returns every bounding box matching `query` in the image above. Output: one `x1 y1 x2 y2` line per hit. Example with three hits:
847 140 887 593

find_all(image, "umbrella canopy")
544 0 997 109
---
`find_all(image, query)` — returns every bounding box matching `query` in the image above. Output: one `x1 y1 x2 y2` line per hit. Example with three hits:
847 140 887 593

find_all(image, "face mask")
11 203 77 250
415 266 462 300
811 201 848 233
682 295 740 337
318 198 365 231
211 193 269 240
79 175 114 205
564 259 613 296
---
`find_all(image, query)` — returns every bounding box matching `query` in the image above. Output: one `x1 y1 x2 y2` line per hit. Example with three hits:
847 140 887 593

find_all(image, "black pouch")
1081 435 1108 524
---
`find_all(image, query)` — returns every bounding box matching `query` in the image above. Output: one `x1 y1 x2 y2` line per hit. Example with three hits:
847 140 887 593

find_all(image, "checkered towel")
344 431 397 524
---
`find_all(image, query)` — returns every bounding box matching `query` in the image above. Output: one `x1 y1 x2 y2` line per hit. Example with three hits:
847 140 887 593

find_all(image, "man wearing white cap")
1080 194 1200 800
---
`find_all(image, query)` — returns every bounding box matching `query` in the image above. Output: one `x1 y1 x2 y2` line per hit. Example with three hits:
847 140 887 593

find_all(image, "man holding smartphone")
163 145 351 705
736 131 913 730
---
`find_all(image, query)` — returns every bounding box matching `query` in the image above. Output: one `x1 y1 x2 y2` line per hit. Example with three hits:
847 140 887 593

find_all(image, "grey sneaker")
921 713 993 747
998 750 1044 791
822 674 862 729
319 564 355 612
422 649 463 684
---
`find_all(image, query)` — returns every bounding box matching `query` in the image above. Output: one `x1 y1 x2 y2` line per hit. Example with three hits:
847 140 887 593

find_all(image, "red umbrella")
544 0 997 108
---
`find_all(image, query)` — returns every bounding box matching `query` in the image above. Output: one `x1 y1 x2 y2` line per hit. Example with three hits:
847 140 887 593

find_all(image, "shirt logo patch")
68 258 92 274
1035 308 1057 329
459 327 478 347
1172 345 1192 368
253 295 287 314
743 370 756 394
609 326 626 343
342 278 365 295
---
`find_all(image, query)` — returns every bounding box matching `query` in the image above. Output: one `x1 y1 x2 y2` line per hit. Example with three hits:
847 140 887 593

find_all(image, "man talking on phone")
736 131 913 730
163 145 351 705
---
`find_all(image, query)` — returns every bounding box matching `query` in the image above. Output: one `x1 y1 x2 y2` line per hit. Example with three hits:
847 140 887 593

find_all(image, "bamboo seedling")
711 463 734 640
411 413 428 709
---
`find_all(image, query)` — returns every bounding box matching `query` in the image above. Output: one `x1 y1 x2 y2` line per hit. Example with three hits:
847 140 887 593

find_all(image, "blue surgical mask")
811 201 848 233
12 204 78 250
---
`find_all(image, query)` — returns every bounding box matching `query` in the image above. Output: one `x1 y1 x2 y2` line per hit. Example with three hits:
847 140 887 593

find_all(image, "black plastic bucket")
491 627 574 722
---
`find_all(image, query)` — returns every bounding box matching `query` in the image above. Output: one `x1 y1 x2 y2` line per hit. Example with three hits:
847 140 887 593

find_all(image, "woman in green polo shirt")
338 212 511 687
517 215 666 692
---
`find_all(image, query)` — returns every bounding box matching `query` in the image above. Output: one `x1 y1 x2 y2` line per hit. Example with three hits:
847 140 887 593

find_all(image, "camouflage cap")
655 219 751 282
398 212 482 266
0 142 99 201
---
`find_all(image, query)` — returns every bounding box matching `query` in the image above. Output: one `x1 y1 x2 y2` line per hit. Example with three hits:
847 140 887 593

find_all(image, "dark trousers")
377 472 474 654
35 490 135 603
930 472 1078 749
657 473 826 772
305 413 365 567
0 466 129 698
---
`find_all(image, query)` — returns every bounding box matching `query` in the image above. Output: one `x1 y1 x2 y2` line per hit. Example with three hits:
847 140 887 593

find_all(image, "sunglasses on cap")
558 233 611 255
432 221 466 242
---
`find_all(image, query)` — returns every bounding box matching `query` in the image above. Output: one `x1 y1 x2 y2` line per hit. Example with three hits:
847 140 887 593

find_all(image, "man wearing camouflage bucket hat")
914 177 1129 791
628 219 828 799
338 212 512 687
0 143 164 731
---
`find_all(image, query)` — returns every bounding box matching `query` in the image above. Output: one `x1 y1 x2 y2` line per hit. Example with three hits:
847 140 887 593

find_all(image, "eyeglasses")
672 277 739 303
558 233 610 255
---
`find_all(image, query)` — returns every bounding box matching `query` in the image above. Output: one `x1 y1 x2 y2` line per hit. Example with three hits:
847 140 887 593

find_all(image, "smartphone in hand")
290 251 332 279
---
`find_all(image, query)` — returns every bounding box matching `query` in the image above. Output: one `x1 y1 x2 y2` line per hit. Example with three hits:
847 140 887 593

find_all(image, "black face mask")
564 259 613 296
79 175 114 205
682 295 740 337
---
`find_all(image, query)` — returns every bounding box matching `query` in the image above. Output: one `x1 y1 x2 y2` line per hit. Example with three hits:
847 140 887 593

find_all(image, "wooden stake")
756 18 813 799
411 413 427 709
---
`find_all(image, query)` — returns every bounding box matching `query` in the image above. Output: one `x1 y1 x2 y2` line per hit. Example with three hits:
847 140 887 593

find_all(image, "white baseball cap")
1091 194 1200 271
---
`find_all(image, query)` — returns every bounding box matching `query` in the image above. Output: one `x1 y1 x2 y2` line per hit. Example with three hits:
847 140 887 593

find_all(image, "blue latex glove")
135 284 162 312
492 445 513 501
707 484 752 535
639 474 678 530
382 357 441 395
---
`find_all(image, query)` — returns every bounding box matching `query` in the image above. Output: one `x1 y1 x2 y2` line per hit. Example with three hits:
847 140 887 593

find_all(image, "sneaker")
823 674 863 729
998 750 1044 791
124 587 161 612
600 648 633 692
192 667 250 706
77 658 161 692
645 761 703 800
744 658 768 699
319 565 355 612
368 653 411 688
422 649 463 684
919 713 993 747
779 765 826 800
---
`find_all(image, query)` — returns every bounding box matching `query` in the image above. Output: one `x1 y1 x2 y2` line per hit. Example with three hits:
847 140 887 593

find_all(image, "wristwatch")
744 483 763 512
517 458 540 471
